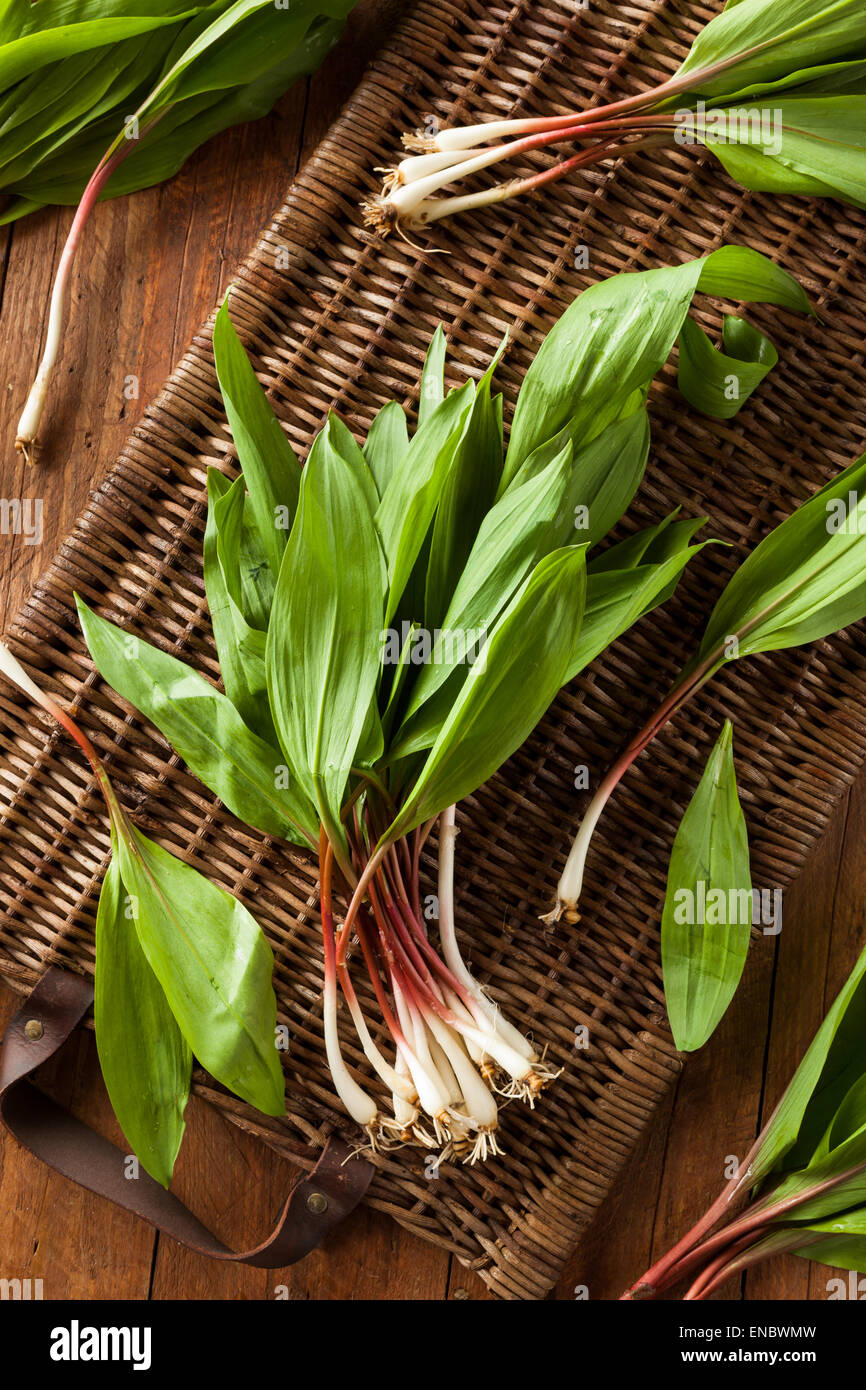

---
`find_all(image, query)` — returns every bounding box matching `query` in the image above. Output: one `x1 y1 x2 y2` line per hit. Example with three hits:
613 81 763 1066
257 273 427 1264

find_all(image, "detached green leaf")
114 817 285 1117
77 595 317 846
661 720 752 1053
94 853 191 1188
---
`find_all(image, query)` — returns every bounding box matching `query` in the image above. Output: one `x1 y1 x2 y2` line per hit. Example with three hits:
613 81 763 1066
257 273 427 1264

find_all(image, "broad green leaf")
695 451 866 667
568 518 710 681
589 510 703 573
376 382 475 625
203 468 275 744
77 595 317 847
131 0 353 121
791 1231 866 1274
733 1225 866 1276
504 247 809 482
778 1208 866 1274
401 440 573 728
813 1071 866 1161
661 720 752 1052
750 945 866 1183
315 413 379 517
559 407 651 549
418 324 447 427
212 300 301 578
702 98 866 209
94 852 191 1188
694 244 815 309
267 425 386 843
501 405 651 559
212 475 273 631
0 3 353 213
424 372 503 630
0 11 201 90
768 1121 866 1222
682 56 866 106
389 545 587 838
673 0 866 100
113 818 285 1116
678 314 779 419
363 399 409 496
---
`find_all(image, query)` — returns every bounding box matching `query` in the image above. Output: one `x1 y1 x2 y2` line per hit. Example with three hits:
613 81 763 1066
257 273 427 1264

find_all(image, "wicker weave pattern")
2 0 866 1299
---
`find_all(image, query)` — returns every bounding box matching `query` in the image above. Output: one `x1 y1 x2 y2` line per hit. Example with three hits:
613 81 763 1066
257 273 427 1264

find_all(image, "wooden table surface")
0 0 860 1302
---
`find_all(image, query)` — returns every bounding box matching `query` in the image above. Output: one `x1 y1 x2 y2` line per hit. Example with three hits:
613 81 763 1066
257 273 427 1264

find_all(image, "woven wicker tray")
2 0 866 1300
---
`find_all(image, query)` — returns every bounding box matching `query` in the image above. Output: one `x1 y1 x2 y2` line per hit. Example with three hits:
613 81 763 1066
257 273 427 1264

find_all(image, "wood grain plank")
743 787 851 1302
0 990 156 1299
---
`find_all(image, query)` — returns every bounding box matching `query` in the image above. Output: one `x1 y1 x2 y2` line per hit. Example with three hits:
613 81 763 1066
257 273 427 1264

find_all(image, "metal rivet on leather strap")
306 1191 328 1215
24 1019 44 1040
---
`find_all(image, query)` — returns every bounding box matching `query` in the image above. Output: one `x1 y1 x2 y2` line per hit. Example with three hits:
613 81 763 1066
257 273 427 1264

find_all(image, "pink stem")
16 137 143 456
682 1229 769 1301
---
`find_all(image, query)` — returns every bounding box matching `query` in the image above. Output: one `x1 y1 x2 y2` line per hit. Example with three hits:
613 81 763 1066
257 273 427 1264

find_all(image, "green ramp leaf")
750 945 866 1184
569 516 711 680
94 852 191 1188
505 246 809 482
363 400 409 496
203 467 275 744
694 451 866 668
376 381 475 624
77 595 317 847
212 299 301 579
700 98 866 210
267 419 386 846
672 0 866 101
113 817 285 1117
661 719 753 1052
389 545 587 838
678 315 779 419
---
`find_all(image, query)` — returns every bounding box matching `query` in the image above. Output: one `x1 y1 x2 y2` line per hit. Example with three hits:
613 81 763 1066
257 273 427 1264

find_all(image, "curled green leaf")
678 314 779 419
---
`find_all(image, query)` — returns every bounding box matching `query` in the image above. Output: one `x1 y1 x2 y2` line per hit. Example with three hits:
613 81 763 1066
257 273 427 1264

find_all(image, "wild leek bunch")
2 246 806 1179
623 946 866 1299
366 0 866 236
550 445 866 1057
10 0 358 461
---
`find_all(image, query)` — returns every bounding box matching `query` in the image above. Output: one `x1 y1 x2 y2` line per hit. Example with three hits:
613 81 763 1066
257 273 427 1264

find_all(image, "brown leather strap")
0 967 372 1267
